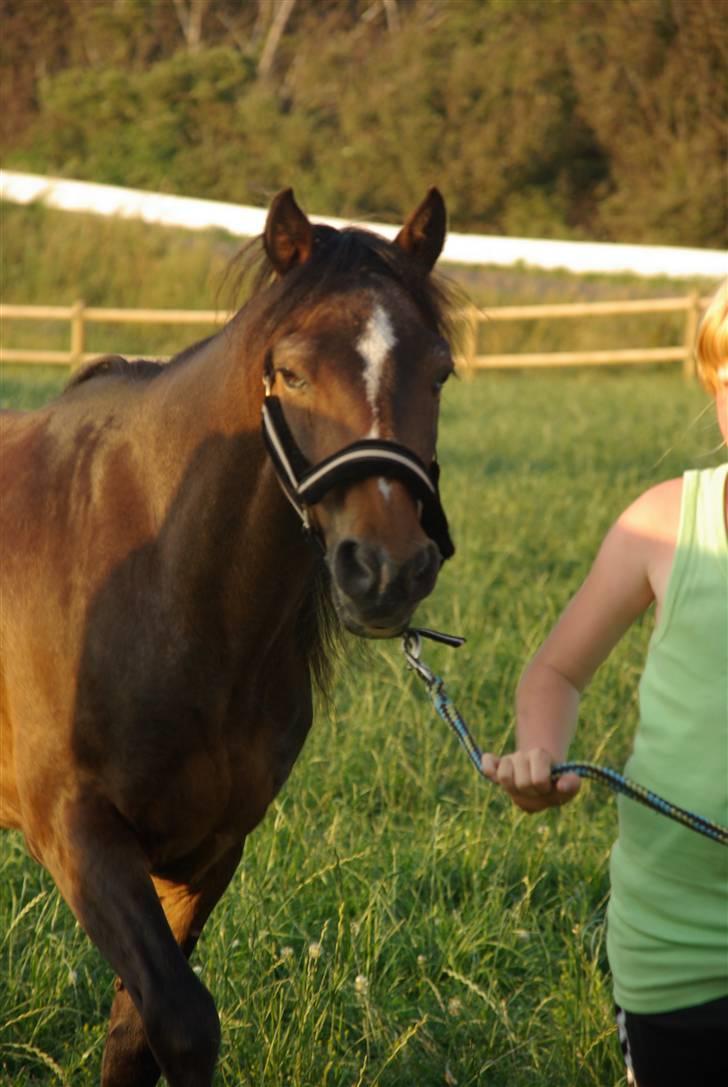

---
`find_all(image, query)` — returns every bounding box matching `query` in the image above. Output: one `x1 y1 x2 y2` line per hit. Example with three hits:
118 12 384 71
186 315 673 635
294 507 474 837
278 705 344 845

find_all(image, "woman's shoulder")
617 477 683 545
612 478 684 609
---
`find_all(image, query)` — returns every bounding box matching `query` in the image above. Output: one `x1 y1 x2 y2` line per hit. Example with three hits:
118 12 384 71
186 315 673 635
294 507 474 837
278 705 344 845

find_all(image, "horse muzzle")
328 536 441 638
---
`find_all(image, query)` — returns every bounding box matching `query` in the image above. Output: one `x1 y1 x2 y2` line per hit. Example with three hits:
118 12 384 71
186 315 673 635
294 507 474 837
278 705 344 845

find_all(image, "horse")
0 187 456 1085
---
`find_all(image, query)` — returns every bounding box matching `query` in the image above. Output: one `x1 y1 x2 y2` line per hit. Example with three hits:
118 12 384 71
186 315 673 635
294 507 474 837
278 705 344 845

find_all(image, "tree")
172 0 212 54
257 0 297 78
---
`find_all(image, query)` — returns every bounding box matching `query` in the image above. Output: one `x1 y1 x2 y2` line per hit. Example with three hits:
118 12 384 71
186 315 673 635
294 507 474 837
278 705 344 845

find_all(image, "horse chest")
223 675 315 822
102 662 313 871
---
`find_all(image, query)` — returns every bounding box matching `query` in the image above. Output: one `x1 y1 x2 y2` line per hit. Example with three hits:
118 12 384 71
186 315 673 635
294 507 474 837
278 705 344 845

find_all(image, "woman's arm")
482 482 678 813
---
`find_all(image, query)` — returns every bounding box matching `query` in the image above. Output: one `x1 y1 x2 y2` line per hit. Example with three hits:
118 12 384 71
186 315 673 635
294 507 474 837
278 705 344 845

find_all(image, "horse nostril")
406 542 440 596
333 539 380 601
333 539 440 613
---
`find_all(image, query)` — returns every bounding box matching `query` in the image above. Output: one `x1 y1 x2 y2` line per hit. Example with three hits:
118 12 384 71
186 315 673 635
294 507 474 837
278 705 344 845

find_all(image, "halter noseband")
261 386 455 561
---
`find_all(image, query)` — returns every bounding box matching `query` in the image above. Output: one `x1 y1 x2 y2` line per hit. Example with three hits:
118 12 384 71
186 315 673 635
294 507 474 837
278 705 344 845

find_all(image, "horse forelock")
230 224 455 348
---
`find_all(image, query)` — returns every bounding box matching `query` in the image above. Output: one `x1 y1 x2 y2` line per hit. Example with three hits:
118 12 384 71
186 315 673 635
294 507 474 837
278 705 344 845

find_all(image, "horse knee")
144 971 220 1086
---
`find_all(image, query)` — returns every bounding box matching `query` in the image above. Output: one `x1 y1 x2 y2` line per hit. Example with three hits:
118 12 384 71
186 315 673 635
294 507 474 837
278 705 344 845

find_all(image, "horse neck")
141 305 266 495
151 317 260 440
141 316 318 645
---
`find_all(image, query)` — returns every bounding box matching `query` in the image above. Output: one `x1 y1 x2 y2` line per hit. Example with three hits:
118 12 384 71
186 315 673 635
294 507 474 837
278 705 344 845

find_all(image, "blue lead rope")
403 629 728 847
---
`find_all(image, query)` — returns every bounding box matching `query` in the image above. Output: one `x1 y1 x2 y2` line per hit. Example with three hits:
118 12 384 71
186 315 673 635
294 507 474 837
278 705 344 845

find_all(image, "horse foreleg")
101 982 160 1087
42 794 222 1087
101 842 244 1087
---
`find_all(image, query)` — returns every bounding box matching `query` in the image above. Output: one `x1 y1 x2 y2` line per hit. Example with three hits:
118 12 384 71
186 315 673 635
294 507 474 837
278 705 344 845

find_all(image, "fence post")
70 299 86 369
682 291 700 381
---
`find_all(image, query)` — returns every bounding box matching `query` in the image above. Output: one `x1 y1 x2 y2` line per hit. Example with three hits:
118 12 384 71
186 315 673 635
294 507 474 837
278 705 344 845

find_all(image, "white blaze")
357 303 396 501
357 304 396 439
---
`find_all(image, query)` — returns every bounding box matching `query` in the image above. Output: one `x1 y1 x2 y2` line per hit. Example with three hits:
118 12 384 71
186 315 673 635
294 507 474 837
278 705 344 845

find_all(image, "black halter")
261 393 455 561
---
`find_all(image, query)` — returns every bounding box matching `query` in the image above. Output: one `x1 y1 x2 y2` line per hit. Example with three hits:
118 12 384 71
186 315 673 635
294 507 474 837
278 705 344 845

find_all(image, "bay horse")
0 187 455 1085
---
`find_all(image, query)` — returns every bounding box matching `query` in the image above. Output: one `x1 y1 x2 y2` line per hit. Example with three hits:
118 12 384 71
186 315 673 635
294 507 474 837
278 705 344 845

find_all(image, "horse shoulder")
0 396 158 802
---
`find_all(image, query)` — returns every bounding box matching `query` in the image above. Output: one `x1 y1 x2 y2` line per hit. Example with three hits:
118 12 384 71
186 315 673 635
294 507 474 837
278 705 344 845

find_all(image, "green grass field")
0 366 724 1086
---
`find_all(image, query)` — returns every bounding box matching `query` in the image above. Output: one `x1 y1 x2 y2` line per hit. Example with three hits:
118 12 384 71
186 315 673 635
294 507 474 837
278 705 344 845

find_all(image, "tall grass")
0 365 723 1085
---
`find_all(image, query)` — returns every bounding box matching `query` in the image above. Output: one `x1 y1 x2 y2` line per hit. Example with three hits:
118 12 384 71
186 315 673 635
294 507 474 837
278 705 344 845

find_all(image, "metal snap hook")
402 629 436 686
402 628 421 660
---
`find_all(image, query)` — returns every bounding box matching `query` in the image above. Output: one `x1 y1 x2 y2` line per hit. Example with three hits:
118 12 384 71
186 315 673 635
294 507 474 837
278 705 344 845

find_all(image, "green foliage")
3 0 725 246
565 0 728 246
0 368 722 1084
19 47 257 194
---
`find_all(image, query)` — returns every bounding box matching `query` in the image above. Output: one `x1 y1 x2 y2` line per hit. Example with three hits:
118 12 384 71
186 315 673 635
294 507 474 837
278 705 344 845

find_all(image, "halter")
261 381 455 560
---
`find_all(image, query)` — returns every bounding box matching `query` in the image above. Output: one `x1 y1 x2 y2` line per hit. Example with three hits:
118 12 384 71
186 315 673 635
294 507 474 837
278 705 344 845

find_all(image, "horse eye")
277 368 307 391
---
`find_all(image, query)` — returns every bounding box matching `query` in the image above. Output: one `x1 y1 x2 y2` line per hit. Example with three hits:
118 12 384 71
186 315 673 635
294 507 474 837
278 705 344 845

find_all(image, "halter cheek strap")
261 394 455 561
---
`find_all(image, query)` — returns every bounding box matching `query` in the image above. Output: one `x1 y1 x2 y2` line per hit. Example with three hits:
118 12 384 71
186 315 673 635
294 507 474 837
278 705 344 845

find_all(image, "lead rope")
403 628 728 847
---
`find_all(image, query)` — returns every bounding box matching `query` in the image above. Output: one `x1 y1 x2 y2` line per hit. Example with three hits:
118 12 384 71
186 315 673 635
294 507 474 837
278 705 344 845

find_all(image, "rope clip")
402 627 465 686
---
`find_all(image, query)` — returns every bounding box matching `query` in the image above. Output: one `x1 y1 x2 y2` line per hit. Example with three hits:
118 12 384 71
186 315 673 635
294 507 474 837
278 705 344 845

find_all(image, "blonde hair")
695 279 728 394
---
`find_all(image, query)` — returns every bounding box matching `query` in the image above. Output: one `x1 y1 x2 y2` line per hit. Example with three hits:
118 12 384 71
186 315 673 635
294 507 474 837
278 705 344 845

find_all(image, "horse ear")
264 188 314 276
395 188 446 272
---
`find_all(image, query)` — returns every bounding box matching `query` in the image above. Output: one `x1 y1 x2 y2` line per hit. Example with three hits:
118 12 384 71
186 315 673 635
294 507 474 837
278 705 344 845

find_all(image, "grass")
0 363 724 1086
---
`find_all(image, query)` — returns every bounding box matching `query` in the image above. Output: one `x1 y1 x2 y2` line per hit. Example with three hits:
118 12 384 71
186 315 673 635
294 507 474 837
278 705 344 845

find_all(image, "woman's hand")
481 748 581 813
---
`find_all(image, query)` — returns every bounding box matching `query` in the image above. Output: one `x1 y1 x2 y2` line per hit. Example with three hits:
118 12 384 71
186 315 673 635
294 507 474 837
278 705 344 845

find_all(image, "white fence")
2 170 726 280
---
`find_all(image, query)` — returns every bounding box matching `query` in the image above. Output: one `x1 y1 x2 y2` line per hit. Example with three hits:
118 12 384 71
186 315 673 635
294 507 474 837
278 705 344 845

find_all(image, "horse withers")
0 188 455 1085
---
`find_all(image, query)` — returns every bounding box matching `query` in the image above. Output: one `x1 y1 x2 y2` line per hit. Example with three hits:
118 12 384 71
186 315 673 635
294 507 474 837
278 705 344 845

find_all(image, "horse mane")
229 223 456 344
295 559 342 704
64 354 164 391
64 334 219 393
68 227 456 399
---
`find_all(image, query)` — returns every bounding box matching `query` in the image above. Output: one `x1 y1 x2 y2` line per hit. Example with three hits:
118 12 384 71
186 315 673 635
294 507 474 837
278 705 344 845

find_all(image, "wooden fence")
0 293 708 377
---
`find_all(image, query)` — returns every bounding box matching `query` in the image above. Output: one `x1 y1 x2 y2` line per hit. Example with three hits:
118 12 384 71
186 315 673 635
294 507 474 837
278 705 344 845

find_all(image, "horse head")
259 188 455 638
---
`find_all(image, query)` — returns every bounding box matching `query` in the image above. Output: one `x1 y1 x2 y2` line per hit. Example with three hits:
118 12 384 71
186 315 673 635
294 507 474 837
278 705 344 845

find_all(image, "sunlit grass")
0 369 723 1085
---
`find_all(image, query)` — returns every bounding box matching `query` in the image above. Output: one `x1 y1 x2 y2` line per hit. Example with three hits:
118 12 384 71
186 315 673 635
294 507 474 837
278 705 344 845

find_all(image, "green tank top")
607 463 728 1013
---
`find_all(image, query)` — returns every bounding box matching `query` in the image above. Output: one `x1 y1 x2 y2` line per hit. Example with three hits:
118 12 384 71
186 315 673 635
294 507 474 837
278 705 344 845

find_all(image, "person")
481 279 728 1087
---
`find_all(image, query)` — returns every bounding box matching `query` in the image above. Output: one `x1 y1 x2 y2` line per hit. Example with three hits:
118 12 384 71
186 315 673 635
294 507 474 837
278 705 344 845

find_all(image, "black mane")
231 223 455 343
66 224 455 395
64 354 164 391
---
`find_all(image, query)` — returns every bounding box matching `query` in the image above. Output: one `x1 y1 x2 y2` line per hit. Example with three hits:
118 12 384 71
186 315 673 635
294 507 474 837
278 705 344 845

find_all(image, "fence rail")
0 293 709 376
